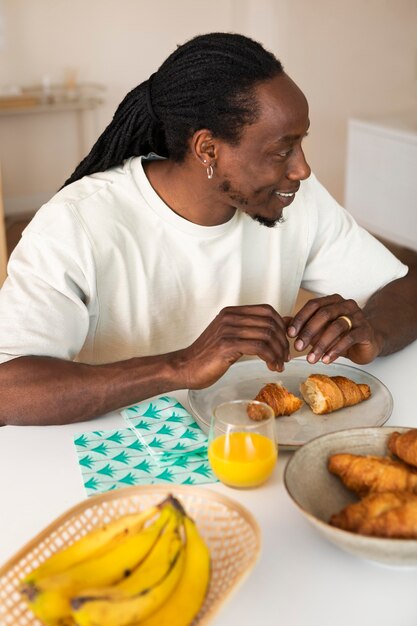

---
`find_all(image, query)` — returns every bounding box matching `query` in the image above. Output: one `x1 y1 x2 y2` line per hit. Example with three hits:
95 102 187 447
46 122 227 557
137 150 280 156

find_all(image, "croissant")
248 382 302 420
328 453 417 496
329 491 417 538
388 429 417 468
299 374 371 415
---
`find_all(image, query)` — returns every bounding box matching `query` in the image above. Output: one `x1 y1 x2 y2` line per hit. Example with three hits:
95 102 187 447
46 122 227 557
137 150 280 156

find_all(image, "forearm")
364 264 417 356
0 304 307 426
0 354 185 426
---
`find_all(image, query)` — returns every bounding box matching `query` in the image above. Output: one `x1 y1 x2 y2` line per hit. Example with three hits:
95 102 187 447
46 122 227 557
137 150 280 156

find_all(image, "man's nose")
287 147 311 181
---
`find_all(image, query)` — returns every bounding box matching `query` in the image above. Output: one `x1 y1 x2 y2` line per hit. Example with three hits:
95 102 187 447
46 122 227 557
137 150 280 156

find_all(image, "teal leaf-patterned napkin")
73 397 217 497
122 396 208 459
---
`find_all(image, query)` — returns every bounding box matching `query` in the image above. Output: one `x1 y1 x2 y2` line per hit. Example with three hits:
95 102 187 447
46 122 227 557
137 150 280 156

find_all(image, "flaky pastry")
388 429 417 468
329 491 417 538
300 374 371 415
328 453 417 497
248 382 302 420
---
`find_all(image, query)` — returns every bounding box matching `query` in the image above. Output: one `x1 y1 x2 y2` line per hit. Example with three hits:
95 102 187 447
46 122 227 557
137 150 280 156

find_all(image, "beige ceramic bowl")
284 426 417 567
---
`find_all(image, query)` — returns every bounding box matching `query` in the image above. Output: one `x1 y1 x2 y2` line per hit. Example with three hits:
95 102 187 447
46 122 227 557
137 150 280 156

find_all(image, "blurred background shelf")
0 98 104 116
0 82 106 220
0 83 105 115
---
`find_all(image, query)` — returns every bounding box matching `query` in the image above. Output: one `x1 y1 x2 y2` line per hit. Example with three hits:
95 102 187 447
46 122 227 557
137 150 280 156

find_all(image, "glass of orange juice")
208 400 277 489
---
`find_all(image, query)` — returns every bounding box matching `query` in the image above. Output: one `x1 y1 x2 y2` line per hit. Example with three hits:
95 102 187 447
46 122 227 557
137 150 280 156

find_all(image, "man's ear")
191 129 218 166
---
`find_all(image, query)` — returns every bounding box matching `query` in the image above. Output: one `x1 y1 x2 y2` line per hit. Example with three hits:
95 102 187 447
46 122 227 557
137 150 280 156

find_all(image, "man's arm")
0 304 290 426
360 243 417 356
0 354 181 426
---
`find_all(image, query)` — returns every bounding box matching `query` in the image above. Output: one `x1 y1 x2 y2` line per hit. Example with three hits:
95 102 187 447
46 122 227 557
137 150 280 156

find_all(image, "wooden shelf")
0 97 104 116
0 83 105 116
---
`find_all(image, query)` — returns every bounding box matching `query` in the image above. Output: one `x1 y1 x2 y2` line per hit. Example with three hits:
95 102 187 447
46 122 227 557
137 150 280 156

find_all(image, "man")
0 33 415 425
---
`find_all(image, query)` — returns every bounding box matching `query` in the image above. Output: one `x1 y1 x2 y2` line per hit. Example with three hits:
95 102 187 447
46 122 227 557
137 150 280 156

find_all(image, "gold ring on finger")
337 315 353 331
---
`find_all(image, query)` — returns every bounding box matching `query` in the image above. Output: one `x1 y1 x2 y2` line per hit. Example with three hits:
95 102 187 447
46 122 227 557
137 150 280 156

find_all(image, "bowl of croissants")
284 426 417 566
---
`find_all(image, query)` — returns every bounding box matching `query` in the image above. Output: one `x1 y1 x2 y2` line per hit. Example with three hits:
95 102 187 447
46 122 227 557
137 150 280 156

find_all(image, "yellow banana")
71 543 185 626
21 503 174 626
71 507 182 603
138 515 211 626
118 526 181 595
24 506 158 583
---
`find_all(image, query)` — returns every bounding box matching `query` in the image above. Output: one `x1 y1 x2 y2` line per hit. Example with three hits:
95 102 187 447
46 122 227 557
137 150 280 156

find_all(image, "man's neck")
143 158 235 226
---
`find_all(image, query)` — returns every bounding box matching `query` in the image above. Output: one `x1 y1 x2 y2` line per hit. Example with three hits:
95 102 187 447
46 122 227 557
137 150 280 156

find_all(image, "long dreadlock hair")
63 32 283 187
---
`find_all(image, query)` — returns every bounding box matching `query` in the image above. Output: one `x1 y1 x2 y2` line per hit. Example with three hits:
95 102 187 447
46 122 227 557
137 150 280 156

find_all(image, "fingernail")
307 353 316 363
287 326 297 337
322 355 331 364
295 339 304 351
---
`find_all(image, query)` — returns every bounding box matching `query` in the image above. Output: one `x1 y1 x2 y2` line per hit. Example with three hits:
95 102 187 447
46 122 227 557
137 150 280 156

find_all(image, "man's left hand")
287 293 383 365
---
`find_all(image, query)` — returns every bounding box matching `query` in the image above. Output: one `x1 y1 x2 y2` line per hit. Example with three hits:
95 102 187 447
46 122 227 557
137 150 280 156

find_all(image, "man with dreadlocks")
0 33 415 425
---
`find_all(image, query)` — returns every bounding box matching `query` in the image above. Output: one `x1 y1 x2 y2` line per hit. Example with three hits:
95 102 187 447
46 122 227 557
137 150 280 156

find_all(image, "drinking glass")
208 400 277 489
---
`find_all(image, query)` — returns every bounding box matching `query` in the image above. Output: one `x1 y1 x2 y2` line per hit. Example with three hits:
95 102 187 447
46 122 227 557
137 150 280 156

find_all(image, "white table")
1 343 417 626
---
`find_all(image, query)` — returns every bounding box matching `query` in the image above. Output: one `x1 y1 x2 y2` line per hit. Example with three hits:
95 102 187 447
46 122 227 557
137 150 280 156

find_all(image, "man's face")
214 73 311 227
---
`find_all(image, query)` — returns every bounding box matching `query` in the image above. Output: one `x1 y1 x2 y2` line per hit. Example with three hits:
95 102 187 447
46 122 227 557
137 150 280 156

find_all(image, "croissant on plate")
388 429 417 468
248 382 303 420
328 453 417 497
300 374 371 415
329 491 417 538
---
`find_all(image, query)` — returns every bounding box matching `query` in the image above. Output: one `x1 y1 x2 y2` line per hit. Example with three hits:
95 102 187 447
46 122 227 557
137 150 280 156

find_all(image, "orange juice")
208 431 277 488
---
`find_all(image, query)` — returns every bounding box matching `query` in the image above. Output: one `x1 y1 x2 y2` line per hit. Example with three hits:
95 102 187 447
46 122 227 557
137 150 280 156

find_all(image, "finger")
219 336 288 371
290 301 360 352
220 323 290 362
321 324 379 365
219 304 288 334
302 314 361 363
305 330 353 364
287 294 348 338
217 313 289 348
308 331 359 364
307 316 375 363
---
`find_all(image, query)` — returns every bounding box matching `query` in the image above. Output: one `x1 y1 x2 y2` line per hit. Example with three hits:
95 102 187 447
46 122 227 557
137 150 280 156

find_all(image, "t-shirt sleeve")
0 203 97 365
300 175 408 305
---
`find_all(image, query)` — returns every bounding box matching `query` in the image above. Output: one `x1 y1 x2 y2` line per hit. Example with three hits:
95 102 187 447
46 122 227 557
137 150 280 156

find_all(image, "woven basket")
0 485 261 625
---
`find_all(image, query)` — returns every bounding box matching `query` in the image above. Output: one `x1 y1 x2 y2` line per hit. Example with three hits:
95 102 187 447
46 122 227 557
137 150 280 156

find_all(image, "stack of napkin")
73 395 217 497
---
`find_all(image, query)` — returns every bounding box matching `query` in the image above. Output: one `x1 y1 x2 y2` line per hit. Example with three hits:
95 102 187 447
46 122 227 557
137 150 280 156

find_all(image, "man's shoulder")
30 158 143 230
50 158 138 208
22 159 141 244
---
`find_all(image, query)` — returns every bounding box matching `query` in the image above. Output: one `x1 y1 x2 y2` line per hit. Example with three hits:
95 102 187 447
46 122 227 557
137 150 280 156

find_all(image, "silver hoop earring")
206 164 214 180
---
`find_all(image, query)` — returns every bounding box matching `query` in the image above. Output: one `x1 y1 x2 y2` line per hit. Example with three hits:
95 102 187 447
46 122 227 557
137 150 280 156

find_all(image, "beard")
252 213 286 228
218 178 286 228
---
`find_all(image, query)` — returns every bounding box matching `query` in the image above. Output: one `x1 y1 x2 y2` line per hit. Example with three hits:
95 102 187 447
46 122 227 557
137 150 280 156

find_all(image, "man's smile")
273 186 299 208
274 190 295 198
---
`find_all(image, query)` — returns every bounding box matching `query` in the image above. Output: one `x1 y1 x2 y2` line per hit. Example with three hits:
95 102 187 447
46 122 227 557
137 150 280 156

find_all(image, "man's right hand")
0 305 290 425
172 304 291 390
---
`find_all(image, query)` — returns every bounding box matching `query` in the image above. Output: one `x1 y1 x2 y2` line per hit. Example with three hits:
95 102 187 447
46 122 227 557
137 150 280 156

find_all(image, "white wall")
0 0 416 215
271 0 417 203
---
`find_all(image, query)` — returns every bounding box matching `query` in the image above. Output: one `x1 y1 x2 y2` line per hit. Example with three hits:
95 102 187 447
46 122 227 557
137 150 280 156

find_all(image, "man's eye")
275 149 292 159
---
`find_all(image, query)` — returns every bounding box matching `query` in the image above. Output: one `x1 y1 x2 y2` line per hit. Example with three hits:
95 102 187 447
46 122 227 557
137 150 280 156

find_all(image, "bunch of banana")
20 495 211 626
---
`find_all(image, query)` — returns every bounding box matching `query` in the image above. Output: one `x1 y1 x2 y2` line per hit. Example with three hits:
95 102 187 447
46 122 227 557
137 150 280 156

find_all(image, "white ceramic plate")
188 358 392 449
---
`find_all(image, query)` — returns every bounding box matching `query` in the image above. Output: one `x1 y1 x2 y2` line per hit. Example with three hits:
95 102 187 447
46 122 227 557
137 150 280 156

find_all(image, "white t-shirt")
0 156 407 365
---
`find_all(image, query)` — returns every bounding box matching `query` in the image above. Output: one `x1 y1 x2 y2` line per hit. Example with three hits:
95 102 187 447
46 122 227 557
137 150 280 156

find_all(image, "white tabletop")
1 343 417 626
